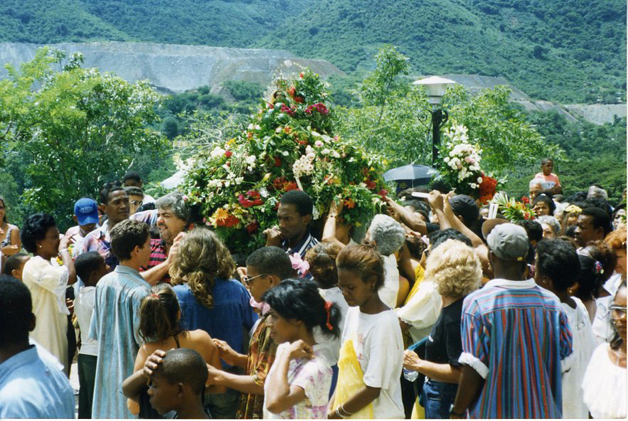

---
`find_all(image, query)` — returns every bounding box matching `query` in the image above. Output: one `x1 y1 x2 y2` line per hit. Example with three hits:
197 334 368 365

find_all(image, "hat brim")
77 215 99 226
481 218 510 240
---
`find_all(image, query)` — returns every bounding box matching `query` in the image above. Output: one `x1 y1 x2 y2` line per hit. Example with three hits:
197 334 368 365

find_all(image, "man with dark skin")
81 183 130 270
450 223 572 418
575 207 612 248
263 190 318 259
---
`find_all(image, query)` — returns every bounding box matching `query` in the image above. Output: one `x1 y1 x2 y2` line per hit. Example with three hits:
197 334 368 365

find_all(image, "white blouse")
582 343 627 419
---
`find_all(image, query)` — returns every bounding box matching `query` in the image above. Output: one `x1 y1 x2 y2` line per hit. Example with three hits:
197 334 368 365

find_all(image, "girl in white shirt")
263 278 341 419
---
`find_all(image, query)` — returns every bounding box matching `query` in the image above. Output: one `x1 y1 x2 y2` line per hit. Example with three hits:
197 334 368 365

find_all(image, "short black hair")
246 246 294 280
124 186 144 198
99 181 126 205
75 252 105 283
517 220 543 243
429 228 472 251
280 190 313 216
536 239 580 291
429 178 451 194
110 219 150 261
123 171 142 183
21 213 57 253
541 158 553 165
0 275 33 345
449 195 480 226
581 206 612 236
3 253 29 276
533 193 556 215
157 348 208 396
262 278 341 338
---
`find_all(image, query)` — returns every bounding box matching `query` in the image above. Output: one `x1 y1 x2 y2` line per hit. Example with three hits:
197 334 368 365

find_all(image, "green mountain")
0 0 309 46
256 0 626 103
0 0 624 103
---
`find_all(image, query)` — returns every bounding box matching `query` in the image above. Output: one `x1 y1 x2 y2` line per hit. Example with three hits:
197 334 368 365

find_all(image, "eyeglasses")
610 305 627 318
130 200 143 207
242 273 267 286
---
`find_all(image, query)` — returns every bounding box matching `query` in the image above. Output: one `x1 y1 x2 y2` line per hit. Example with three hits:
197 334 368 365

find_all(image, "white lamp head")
413 76 457 106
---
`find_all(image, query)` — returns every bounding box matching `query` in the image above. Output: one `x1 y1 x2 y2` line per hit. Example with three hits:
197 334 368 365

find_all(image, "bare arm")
322 199 346 249
58 235 77 285
403 350 461 384
328 385 381 419
213 338 248 368
265 341 311 414
1 226 20 256
385 196 427 235
123 346 149 415
397 243 416 284
140 232 183 286
450 365 485 418
207 366 265 395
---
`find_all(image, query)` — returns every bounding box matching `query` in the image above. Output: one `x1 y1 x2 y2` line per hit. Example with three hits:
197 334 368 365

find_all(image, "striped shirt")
139 239 170 284
459 278 573 419
282 231 319 259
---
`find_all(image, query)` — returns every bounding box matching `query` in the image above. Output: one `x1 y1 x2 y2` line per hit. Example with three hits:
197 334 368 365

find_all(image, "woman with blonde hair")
170 228 258 418
402 239 482 418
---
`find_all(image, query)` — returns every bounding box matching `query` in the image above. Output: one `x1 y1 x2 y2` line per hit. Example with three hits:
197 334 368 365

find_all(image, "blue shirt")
89 264 151 418
0 346 74 418
459 278 573 419
174 278 258 369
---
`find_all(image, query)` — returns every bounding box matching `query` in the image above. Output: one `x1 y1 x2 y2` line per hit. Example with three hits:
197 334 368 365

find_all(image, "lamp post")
413 76 457 165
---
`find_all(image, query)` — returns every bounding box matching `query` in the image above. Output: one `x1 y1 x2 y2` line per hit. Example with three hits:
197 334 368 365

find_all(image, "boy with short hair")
3 253 30 281
89 219 152 418
74 251 109 419
147 348 210 419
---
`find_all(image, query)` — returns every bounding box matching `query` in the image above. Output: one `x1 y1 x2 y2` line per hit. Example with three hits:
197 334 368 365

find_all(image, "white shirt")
582 343 627 419
314 287 349 366
75 286 99 356
395 280 442 343
378 254 400 309
561 297 596 419
342 307 404 419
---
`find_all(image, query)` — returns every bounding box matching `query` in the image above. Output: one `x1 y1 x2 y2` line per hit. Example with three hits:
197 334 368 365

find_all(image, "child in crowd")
122 285 223 418
2 253 30 281
263 279 341 419
146 348 210 419
535 239 596 418
330 244 405 419
74 252 109 419
535 158 562 195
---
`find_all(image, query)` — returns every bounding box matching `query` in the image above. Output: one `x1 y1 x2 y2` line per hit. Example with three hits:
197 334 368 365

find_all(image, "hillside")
0 0 624 103
256 0 626 103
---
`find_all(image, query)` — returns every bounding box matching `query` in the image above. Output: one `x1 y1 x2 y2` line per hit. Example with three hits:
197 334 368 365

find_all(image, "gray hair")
587 185 608 201
156 192 190 223
529 179 543 189
368 214 405 256
537 215 560 235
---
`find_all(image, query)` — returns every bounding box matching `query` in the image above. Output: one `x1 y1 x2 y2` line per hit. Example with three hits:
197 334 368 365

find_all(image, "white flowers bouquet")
439 124 485 196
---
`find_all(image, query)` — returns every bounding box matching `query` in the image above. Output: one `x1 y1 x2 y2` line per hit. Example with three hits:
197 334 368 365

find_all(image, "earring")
38 244 42 248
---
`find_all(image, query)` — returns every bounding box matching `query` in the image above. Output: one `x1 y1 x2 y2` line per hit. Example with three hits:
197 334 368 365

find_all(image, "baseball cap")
74 198 99 226
486 223 529 262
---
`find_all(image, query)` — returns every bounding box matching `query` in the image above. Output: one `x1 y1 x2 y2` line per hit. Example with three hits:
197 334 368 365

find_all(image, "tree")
0 47 166 225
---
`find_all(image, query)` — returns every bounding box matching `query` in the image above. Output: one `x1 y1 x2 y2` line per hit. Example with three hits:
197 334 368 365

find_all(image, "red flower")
378 189 388 198
299 72 304 78
521 196 530 204
288 87 296 98
225 150 233 158
247 132 253 139
365 179 377 190
274 156 282 167
294 96 304 104
284 182 298 191
281 104 294 117
246 221 259 234
298 140 308 146
247 190 260 199
273 176 286 190
344 198 356 209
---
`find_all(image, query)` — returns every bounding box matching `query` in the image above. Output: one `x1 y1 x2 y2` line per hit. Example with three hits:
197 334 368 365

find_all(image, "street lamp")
413 76 457 164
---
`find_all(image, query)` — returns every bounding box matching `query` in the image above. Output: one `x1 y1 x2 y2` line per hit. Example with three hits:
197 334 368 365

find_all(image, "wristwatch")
449 404 465 417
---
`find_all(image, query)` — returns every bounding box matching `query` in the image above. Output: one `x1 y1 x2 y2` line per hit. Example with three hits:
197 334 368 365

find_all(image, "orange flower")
344 198 356 209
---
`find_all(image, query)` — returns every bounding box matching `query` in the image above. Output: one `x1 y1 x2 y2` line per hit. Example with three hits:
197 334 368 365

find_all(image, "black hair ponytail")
262 278 341 339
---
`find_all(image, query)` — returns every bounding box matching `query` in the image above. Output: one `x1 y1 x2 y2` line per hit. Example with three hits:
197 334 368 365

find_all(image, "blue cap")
74 198 99 226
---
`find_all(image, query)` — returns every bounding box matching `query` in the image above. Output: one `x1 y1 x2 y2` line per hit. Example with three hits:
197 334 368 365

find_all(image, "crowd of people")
0 162 626 419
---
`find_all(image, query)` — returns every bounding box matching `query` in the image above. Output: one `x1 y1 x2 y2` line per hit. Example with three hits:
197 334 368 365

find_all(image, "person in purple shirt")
171 227 258 418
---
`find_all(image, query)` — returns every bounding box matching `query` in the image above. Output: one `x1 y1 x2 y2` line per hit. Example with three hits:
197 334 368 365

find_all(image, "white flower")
470 183 478 189
282 151 289 157
332 151 341 159
305 145 314 155
260 188 269 198
477 177 483 184
211 147 226 159
247 123 254 130
322 148 331 155
275 127 282 133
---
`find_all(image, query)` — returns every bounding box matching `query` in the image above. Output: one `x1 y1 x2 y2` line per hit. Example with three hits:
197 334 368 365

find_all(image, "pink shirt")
535 172 560 190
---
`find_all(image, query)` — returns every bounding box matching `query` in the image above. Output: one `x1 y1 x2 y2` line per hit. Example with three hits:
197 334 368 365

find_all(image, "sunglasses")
242 273 267 286
610 305 627 318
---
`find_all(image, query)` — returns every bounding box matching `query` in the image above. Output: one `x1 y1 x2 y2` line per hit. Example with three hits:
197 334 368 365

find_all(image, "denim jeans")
422 379 458 419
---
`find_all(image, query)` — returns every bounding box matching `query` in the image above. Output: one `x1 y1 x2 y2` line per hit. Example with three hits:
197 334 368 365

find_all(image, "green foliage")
0 47 166 228
223 80 265 102
337 46 557 176
256 0 626 103
503 111 627 203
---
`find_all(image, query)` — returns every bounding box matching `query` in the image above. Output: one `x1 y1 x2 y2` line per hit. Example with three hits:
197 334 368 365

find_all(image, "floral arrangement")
438 124 498 203
180 70 388 255
491 192 536 221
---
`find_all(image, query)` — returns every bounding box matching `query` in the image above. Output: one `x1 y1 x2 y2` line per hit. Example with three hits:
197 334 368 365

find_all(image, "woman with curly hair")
402 239 482 419
20 212 76 375
170 228 257 418
122 285 224 418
